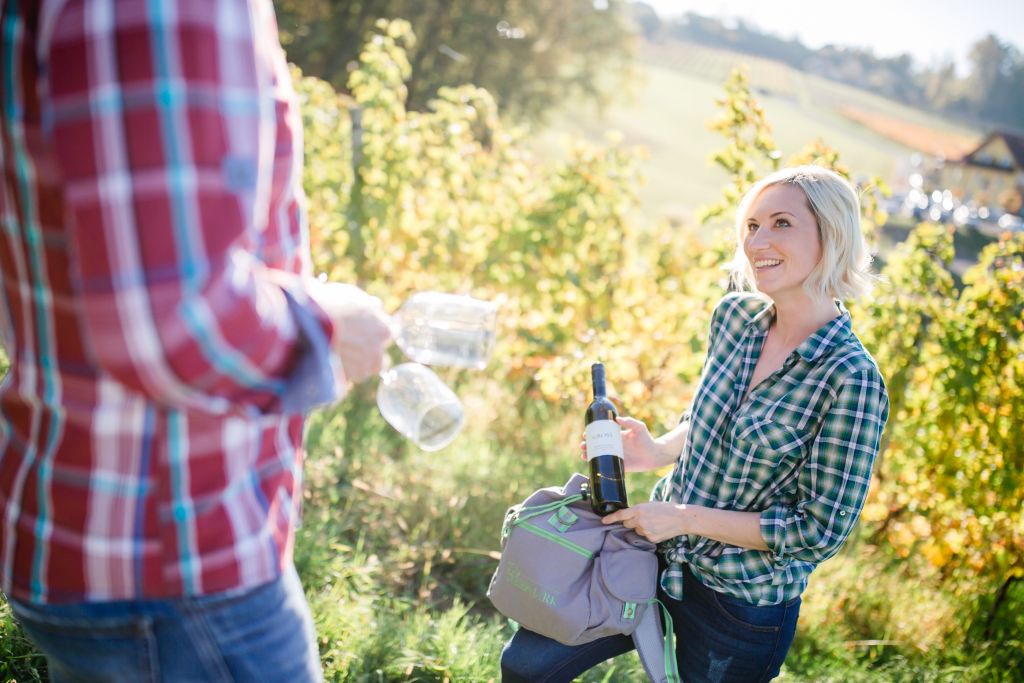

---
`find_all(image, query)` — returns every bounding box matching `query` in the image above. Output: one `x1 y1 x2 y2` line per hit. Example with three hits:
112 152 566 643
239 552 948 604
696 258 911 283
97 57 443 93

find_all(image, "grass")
0 599 47 682
636 39 981 146
533 39 984 225
3 386 1020 681
286 394 657 681
529 64 732 225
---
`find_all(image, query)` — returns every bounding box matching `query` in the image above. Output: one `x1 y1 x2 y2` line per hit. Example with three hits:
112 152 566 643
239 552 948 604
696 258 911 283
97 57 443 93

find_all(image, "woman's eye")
775 219 790 228
747 223 759 232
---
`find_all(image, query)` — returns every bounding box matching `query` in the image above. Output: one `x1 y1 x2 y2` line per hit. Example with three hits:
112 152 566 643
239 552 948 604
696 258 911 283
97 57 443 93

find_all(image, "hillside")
533 39 984 223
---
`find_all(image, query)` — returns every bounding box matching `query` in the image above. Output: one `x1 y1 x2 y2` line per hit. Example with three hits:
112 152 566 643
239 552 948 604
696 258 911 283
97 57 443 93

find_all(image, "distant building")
939 130 1024 213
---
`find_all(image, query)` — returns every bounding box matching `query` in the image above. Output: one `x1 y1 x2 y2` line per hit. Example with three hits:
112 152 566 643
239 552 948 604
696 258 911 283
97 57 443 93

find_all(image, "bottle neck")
591 363 606 399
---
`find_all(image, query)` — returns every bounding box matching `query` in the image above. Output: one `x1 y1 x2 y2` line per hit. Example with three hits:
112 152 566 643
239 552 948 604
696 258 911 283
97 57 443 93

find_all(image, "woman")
501 166 890 682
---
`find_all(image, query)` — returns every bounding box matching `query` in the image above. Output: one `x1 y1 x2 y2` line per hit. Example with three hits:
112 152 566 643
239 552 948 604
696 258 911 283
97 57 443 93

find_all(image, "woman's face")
742 183 823 301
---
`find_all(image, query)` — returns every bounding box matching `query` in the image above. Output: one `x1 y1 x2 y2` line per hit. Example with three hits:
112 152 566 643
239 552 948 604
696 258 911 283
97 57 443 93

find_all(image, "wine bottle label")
585 419 624 461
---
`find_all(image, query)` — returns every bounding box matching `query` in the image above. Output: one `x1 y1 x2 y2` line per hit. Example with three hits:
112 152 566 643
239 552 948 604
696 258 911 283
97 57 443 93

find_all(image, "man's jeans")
501 562 801 683
7 564 322 683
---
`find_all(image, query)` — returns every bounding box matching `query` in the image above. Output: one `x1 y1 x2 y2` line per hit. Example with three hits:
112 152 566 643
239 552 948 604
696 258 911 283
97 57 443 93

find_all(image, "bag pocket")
579 532 658 643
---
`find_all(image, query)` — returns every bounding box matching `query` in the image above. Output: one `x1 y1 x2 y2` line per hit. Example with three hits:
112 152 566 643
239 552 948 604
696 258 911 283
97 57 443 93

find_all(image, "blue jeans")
7 564 322 683
501 563 800 683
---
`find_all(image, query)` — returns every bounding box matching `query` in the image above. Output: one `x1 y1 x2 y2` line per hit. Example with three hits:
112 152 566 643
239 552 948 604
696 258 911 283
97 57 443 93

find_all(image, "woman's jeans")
7 564 322 683
501 563 800 683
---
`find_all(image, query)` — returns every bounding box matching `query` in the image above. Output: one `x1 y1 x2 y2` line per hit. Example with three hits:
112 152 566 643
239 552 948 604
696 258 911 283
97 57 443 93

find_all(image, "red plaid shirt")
0 0 339 603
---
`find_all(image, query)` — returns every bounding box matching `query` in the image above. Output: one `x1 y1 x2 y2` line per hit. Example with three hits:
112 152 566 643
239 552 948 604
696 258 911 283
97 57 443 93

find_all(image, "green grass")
531 65 731 225
0 599 47 682
274 393 656 681
532 40 983 225
3 388 1020 681
642 39 979 139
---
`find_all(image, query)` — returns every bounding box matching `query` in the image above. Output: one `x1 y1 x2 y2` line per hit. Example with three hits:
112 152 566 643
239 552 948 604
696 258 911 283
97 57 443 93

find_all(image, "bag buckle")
547 506 578 533
501 507 522 540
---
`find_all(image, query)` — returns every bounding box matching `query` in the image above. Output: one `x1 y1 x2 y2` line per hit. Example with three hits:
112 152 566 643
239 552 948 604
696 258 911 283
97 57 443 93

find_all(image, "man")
0 0 390 679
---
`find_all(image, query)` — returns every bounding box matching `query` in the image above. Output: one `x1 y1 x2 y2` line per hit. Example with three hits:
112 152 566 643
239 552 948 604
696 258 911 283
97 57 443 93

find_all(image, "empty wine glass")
366 291 497 450
390 292 498 369
377 362 465 451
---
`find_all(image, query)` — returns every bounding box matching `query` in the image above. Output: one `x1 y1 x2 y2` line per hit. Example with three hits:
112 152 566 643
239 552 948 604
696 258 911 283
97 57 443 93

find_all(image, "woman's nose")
746 226 771 249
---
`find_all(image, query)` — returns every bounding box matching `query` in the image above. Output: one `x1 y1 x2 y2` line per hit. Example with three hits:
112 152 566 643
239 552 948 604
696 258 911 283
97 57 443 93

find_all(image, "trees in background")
276 0 635 123
277 1 1023 133
960 35 1024 126
632 4 1024 131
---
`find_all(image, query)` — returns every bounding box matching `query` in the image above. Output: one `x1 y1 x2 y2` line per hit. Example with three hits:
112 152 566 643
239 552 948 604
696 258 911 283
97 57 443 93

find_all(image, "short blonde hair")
729 165 876 301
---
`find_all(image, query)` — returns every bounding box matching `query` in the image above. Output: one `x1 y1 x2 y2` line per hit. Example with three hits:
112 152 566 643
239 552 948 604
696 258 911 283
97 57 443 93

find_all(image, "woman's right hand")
579 416 671 473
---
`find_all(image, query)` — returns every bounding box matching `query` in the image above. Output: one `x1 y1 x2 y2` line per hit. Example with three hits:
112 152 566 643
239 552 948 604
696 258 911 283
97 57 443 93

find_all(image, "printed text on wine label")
585 419 624 461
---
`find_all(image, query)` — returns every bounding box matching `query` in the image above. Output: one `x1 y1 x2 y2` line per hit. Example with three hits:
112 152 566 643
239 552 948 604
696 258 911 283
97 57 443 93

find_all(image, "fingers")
311 283 393 385
601 508 634 525
334 306 392 384
603 509 653 540
615 416 647 436
317 282 383 310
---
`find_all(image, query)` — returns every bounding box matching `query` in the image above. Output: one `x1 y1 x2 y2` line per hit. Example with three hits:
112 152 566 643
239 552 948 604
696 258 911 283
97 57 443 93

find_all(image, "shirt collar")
745 299 853 363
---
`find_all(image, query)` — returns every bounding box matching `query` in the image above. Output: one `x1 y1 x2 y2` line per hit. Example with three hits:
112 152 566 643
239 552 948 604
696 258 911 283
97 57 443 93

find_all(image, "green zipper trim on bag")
503 495 585 541
514 494 584 524
516 521 594 559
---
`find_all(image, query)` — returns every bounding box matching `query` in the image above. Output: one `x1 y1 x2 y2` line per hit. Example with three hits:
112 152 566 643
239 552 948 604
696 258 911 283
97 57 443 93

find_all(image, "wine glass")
373 291 497 450
376 362 465 451
390 292 498 370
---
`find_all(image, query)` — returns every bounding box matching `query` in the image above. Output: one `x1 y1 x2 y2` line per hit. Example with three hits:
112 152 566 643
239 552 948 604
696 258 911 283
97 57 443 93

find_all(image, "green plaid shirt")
653 293 889 606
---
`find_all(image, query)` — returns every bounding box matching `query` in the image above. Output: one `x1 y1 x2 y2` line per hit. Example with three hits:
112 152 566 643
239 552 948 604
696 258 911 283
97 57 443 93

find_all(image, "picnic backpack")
487 473 681 683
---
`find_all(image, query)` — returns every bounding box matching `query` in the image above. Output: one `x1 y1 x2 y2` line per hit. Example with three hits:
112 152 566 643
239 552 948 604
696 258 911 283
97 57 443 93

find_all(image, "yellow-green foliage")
297 19 1023 620
856 227 1024 595
296 19 728 434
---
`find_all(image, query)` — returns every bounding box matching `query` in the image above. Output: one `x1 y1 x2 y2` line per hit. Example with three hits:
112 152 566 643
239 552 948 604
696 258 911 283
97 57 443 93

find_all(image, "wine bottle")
584 362 628 516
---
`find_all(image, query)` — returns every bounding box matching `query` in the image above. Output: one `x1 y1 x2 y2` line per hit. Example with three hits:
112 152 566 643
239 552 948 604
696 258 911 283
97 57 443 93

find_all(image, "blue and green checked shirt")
653 292 889 606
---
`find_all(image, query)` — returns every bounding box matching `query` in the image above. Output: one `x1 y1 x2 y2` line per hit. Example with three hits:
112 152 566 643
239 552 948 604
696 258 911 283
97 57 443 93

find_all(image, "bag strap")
502 494 585 540
632 599 681 683
512 494 584 525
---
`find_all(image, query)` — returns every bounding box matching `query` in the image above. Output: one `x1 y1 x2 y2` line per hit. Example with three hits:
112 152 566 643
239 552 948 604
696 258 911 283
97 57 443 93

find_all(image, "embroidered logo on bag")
506 562 557 607
622 602 637 620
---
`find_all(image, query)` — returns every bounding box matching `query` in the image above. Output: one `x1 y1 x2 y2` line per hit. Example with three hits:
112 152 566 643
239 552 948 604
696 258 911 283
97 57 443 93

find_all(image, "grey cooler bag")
488 473 681 683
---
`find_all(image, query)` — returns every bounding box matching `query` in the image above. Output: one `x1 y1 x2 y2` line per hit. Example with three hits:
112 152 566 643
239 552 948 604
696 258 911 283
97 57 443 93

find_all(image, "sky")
638 0 1024 74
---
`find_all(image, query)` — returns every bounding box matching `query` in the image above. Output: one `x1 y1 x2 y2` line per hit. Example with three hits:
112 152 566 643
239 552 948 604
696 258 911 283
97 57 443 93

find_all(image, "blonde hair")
729 165 877 301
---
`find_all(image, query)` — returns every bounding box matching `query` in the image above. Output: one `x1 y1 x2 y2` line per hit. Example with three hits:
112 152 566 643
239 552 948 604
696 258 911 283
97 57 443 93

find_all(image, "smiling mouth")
753 259 783 270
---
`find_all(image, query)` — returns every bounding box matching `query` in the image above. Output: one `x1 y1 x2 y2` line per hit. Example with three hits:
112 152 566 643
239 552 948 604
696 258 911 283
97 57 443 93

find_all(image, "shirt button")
839 510 847 516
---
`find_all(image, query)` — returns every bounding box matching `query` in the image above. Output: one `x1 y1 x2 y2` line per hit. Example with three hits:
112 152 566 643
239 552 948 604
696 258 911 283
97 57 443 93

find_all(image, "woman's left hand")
601 502 689 543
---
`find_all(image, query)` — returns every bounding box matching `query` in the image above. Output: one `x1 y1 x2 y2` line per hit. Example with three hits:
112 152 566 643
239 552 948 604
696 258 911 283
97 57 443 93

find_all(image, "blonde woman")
501 166 889 682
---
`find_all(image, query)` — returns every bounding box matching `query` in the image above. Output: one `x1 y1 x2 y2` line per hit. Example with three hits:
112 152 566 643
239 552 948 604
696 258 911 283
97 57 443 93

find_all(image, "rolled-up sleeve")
760 369 889 564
